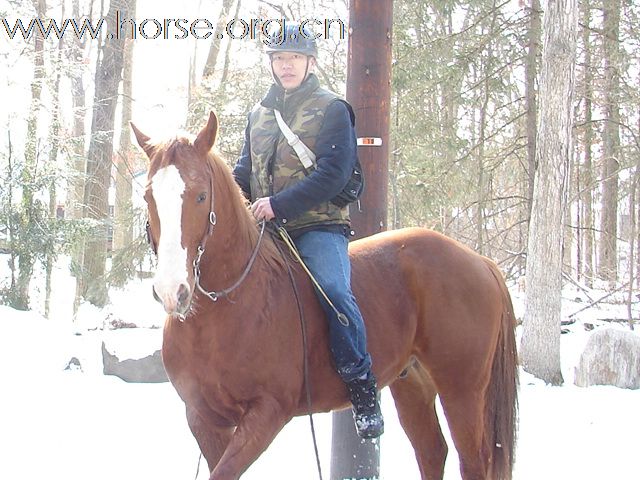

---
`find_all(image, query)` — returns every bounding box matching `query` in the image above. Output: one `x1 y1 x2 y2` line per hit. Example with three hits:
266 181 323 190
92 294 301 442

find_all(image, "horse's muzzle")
152 282 192 319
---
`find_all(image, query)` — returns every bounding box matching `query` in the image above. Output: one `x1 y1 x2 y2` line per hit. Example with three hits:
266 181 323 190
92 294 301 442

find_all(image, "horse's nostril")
177 283 190 305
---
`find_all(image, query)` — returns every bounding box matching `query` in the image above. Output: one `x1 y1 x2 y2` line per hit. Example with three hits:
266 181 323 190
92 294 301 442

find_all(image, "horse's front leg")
210 395 289 480
186 406 233 473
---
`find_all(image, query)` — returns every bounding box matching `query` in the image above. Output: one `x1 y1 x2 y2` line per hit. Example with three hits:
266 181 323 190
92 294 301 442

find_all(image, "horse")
131 111 518 480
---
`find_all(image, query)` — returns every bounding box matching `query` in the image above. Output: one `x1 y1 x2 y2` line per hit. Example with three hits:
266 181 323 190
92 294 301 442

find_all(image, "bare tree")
81 0 129 307
219 0 242 86
113 0 137 253
521 0 578 385
45 3 65 318
598 0 621 282
201 0 236 80
519 0 542 278
15 0 46 310
579 0 595 286
66 0 91 221
67 0 89 317
628 149 639 330
525 0 541 219
475 6 498 256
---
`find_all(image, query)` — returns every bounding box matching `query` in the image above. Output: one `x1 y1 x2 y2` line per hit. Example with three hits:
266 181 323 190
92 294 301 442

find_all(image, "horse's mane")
205 148 285 271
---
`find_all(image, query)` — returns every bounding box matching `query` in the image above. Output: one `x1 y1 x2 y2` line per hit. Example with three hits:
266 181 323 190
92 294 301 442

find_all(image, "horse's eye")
197 192 207 204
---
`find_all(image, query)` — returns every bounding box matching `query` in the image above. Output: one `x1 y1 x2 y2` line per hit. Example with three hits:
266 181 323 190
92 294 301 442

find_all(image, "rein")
271 226 324 480
194 219 266 302
275 225 349 327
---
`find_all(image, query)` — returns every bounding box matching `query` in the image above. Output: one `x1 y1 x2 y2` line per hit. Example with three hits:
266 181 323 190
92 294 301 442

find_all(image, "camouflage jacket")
233 74 357 233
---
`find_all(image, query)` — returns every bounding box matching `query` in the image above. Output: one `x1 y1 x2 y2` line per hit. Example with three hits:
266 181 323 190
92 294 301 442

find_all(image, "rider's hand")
251 197 275 221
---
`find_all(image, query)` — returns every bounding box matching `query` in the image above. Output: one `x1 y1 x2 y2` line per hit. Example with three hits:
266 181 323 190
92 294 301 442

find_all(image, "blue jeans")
294 229 372 383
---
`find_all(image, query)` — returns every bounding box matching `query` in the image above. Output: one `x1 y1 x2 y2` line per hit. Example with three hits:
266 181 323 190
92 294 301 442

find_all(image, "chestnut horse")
132 112 518 480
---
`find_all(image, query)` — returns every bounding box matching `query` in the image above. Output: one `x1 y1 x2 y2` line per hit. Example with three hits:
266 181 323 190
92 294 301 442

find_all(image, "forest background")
0 0 637 385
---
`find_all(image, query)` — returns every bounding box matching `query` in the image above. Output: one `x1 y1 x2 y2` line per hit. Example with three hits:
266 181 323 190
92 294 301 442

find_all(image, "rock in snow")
574 328 640 389
102 339 168 383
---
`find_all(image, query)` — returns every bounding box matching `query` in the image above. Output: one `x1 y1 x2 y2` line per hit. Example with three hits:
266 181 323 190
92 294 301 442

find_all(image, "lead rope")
194 452 202 479
274 225 349 327
271 226 324 480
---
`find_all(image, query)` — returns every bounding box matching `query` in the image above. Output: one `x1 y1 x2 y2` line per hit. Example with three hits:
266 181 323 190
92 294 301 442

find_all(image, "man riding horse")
232 23 384 438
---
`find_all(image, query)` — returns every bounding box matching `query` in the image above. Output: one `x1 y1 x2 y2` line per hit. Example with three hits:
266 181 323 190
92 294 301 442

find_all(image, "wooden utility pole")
330 2 392 479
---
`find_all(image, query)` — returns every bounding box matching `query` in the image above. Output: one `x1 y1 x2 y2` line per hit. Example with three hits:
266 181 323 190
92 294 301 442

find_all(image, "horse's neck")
197 162 284 297
199 199 262 290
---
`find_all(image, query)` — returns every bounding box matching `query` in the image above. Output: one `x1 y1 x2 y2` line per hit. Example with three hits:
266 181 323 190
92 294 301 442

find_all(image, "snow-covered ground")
0 256 639 479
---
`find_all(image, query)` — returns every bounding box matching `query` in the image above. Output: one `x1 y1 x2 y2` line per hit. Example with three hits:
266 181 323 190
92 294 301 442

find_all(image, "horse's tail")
483 259 519 480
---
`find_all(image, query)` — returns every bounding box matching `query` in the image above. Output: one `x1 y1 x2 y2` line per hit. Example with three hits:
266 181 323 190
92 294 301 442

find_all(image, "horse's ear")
130 122 154 158
194 111 218 157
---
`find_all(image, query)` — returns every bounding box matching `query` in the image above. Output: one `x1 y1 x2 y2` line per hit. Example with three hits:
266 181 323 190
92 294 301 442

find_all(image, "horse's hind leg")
389 362 447 480
438 390 488 480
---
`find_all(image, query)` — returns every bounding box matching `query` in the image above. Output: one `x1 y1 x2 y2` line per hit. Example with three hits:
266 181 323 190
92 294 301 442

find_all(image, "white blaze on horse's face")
151 164 190 317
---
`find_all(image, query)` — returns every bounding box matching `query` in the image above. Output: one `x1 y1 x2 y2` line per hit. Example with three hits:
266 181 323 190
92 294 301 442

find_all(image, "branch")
258 0 287 17
567 281 631 319
562 272 595 303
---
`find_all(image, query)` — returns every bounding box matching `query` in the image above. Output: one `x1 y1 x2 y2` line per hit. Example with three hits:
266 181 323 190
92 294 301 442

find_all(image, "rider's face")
271 52 315 90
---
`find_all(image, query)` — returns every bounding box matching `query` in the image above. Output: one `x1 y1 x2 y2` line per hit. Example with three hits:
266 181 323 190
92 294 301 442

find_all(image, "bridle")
193 218 266 303
146 157 265 304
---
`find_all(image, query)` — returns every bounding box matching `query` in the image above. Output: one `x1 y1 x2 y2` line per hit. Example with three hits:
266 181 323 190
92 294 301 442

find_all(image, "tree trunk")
113 0 137 252
629 104 640 330
45 11 64 319
15 0 46 310
187 46 197 118
476 83 487 255
598 0 621 283
202 0 235 80
581 0 594 286
475 2 498 257
440 6 464 236
67 0 88 317
628 162 638 330
5 134 18 298
66 0 87 221
637 111 640 291
81 0 128 307
525 0 541 219
521 0 578 385
566 106 579 275
219 0 241 86
523 0 541 276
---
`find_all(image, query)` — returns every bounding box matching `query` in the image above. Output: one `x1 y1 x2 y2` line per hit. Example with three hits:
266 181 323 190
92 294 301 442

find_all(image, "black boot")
346 373 384 438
